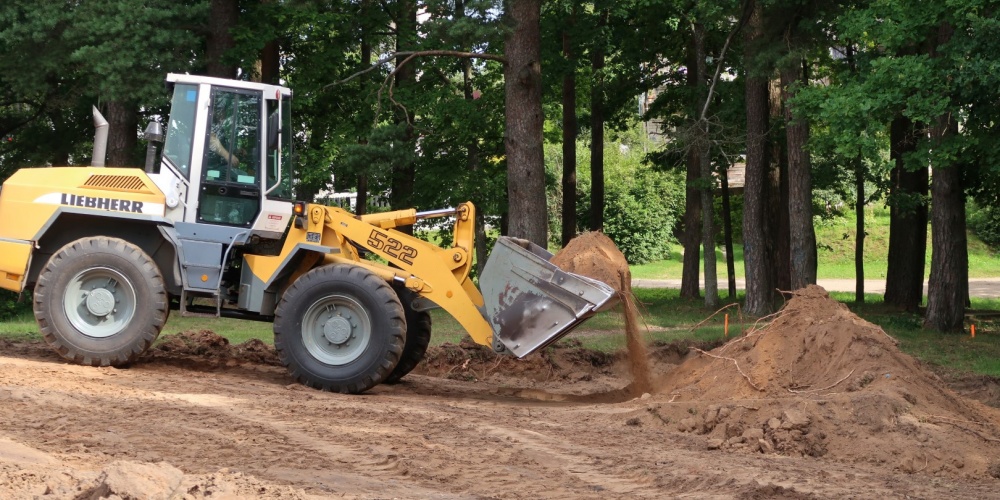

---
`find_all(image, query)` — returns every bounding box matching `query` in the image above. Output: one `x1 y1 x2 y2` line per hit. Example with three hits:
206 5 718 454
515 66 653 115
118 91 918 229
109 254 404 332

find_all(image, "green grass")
3 288 1000 377
0 312 276 345
0 313 41 341
159 315 272 344
827 292 1000 377
630 205 1000 280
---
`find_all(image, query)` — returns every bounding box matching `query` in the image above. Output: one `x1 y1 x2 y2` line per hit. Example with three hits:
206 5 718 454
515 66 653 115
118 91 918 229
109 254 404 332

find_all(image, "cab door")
196 87 263 228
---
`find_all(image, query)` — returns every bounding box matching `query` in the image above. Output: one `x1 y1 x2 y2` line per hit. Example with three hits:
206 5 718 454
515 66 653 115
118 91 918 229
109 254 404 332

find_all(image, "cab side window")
264 96 294 200
198 88 262 227
204 90 260 184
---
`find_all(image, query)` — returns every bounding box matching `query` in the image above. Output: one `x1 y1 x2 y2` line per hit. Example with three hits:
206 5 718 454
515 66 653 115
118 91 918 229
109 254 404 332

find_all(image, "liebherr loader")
0 74 617 393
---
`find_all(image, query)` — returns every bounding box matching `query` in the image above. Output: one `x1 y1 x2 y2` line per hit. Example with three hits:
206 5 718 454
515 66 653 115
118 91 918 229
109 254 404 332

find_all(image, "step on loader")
0 74 618 393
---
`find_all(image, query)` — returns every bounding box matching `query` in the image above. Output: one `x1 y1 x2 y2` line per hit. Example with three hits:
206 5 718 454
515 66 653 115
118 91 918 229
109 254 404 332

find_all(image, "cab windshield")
162 84 198 177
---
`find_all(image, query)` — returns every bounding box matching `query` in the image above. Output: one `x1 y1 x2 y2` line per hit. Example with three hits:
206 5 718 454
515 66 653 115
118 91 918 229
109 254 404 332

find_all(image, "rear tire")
383 286 432 384
274 264 405 393
33 237 168 366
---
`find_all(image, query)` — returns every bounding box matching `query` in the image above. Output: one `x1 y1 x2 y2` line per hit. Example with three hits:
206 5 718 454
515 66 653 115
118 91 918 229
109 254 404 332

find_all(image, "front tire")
274 264 406 393
383 285 432 384
33 237 168 366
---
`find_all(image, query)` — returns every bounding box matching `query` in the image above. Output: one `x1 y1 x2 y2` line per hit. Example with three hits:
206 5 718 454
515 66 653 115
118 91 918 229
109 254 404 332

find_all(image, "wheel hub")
85 288 116 317
323 316 353 345
64 267 137 339
302 295 371 365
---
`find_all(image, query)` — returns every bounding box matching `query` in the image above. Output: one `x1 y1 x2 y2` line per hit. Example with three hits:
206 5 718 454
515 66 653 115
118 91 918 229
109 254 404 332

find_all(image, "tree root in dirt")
691 347 763 391
919 415 1000 443
787 369 856 394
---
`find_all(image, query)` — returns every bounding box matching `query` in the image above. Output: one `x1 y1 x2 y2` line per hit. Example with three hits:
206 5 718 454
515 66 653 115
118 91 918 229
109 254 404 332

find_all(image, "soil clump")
551 231 652 396
146 330 281 366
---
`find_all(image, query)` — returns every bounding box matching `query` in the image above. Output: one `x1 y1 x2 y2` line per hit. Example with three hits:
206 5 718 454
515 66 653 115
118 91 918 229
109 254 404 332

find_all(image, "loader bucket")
480 237 620 358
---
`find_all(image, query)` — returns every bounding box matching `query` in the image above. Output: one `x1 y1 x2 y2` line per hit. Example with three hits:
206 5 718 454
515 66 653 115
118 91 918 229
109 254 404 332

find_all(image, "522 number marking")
367 229 418 265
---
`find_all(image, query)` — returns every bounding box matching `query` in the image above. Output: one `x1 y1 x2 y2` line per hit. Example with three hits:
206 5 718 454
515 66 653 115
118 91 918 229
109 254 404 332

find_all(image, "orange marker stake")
971 324 976 338
724 314 729 338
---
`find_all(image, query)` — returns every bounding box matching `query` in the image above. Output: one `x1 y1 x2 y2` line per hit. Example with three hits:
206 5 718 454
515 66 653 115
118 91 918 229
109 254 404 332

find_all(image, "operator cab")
149 74 294 241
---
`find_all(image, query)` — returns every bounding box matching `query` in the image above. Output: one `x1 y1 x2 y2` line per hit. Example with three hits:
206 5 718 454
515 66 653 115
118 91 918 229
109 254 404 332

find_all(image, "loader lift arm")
326 202 496 347
248 201 496 348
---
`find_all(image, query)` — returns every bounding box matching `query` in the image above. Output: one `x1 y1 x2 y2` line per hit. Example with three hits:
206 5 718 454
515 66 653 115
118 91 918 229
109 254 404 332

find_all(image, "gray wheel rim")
302 294 372 365
63 266 137 339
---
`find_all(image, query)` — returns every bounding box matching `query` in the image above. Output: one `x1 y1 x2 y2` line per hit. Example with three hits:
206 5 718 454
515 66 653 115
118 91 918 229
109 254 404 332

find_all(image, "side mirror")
267 112 279 149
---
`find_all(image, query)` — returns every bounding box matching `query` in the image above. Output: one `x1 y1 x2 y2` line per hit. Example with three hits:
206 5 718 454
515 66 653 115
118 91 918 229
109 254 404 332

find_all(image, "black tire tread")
33 237 168 367
273 264 406 394
383 286 432 384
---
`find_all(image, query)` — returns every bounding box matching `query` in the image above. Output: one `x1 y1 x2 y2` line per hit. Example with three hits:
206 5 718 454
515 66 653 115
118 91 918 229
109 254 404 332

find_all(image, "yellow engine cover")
0 167 167 291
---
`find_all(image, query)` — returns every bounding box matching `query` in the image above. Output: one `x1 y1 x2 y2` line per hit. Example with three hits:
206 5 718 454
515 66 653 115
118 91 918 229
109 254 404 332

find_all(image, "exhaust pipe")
91 106 108 167
143 121 164 173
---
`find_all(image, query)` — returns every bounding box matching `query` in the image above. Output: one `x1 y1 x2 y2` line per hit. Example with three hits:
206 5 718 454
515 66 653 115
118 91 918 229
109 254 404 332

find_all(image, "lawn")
631 205 1000 280
4 287 998 378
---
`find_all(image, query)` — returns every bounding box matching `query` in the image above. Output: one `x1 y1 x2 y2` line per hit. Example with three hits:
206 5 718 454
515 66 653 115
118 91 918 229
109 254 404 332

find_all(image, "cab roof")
166 73 292 98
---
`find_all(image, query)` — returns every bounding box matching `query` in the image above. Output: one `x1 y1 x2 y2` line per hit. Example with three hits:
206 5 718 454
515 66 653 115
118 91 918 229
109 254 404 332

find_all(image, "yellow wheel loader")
0 74 618 393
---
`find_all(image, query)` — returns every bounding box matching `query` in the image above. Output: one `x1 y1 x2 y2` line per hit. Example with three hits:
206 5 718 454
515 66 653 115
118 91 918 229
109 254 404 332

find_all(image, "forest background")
2 0 1000 333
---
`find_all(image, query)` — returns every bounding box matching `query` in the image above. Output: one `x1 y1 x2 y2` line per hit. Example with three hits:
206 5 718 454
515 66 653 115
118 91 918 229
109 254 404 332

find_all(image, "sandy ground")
2 290 1000 499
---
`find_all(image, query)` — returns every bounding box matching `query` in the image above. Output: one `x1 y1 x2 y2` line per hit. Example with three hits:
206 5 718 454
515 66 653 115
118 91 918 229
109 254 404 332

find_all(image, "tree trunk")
768 78 790 293
252 0 280 84
846 46 865 303
694 23 718 308
680 30 702 300
589 8 608 232
356 174 368 216
355 7 372 218
105 100 137 168
900 23 962 324
206 0 239 78
925 116 967 332
391 0 418 233
742 0 775 316
458 0 489 277
260 39 280 84
781 59 817 289
854 155 865 303
721 159 737 299
561 9 577 246
503 0 547 246
681 149 703 299
883 115 927 311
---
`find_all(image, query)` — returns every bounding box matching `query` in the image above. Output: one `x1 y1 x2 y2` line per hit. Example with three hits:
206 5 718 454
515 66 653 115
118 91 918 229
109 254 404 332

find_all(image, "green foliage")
0 0 206 174
0 290 29 321
968 202 1000 249
713 191 743 245
603 172 682 264
548 123 683 264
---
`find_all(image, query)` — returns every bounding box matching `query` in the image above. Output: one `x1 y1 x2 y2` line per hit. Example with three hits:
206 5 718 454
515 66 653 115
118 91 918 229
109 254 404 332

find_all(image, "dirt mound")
551 231 652 395
653 285 1000 476
663 285 908 400
147 330 281 366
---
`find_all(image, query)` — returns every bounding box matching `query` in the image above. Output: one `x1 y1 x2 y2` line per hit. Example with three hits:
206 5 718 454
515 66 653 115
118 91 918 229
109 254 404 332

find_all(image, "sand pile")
654 285 1000 476
551 231 652 395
